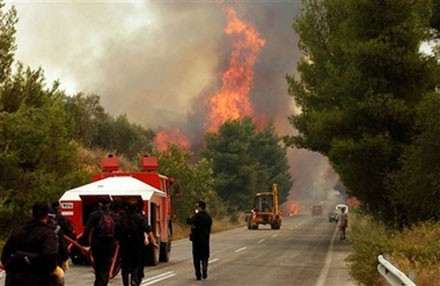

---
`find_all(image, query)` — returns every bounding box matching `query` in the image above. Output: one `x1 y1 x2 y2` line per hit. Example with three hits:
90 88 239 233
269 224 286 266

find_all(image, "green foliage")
202 117 293 211
387 93 440 224
63 93 104 147
287 0 440 225
347 212 392 285
63 93 155 161
152 144 226 224
0 4 91 231
0 68 89 231
430 0 440 33
0 2 17 86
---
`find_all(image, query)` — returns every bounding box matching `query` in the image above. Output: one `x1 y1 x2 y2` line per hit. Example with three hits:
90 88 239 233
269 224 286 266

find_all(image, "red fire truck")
58 154 175 269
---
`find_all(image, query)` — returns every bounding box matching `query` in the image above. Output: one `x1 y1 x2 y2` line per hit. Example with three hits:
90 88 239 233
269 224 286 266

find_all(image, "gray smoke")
8 0 342 208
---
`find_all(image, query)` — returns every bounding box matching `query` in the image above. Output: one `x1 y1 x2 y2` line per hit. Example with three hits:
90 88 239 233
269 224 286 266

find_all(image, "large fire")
206 6 266 132
155 4 265 149
155 128 191 152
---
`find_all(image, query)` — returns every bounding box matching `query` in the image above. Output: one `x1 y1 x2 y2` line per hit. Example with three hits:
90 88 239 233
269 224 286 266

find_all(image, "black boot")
202 259 208 279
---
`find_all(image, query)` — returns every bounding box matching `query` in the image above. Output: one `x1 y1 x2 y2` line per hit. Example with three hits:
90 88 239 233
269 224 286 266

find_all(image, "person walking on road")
115 198 158 286
1 201 58 286
186 200 212 281
337 207 348 240
79 197 117 286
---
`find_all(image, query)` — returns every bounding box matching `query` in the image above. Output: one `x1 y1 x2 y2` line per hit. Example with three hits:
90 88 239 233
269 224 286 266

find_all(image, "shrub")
347 212 394 285
348 213 440 285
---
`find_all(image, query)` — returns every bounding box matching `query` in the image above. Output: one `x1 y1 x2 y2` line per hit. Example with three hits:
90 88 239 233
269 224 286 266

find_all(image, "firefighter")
186 200 212 280
1 201 58 286
48 208 69 272
79 197 117 286
115 198 158 286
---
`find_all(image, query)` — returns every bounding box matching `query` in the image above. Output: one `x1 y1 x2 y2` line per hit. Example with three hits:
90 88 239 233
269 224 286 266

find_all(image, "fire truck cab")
59 155 174 266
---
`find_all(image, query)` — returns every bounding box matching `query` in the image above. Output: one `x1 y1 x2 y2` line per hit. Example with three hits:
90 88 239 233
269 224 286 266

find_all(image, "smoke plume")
8 1 343 210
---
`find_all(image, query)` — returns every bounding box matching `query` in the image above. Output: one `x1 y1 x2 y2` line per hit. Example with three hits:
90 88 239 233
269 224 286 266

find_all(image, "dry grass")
348 213 440 285
172 215 246 241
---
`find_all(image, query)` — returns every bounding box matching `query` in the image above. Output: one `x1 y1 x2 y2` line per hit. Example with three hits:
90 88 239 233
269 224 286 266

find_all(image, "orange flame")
155 128 191 151
206 5 266 132
288 201 301 216
155 5 266 151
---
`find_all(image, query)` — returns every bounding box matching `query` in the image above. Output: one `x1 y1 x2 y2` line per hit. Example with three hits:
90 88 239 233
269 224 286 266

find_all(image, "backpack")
120 213 143 243
96 212 115 238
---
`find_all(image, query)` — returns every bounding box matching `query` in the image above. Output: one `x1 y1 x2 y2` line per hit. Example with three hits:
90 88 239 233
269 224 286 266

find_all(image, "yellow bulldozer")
246 183 282 230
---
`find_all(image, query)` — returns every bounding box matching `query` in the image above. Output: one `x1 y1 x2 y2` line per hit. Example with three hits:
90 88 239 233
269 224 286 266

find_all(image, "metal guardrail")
377 254 416 286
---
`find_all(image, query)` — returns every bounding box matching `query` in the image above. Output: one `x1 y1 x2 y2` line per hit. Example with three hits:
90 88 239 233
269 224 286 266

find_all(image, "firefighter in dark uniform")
186 200 212 280
1 201 58 286
48 208 70 271
115 198 158 286
79 197 117 286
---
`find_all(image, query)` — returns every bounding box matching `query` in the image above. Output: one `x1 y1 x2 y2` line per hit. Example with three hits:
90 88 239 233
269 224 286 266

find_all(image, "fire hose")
63 235 120 279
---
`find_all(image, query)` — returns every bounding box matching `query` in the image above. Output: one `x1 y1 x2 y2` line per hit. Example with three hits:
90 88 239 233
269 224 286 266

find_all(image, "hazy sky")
4 0 341 210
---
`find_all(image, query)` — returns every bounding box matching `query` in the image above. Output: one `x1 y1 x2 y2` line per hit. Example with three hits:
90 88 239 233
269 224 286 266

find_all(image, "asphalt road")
0 214 355 286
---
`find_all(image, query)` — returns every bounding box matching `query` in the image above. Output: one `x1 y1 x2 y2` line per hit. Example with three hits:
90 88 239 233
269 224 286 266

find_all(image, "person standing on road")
337 207 348 240
115 198 158 286
186 200 212 281
1 201 58 286
79 197 117 286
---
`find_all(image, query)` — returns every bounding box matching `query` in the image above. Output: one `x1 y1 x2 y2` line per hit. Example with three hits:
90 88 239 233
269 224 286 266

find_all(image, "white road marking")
235 247 247 253
271 234 278 237
315 226 338 286
141 271 176 285
257 239 265 243
209 258 219 263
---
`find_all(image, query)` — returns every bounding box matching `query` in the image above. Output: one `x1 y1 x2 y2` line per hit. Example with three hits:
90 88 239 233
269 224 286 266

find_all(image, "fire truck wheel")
159 241 170 262
271 223 280 230
247 221 252 230
145 243 159 266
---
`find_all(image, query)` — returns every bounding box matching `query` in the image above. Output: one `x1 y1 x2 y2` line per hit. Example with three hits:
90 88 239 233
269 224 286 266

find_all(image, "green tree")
0 68 89 231
285 0 440 224
202 117 293 211
111 114 155 160
152 144 224 224
0 3 89 231
430 0 440 32
0 2 16 87
249 121 293 205
63 93 155 161
388 93 440 224
63 93 105 147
